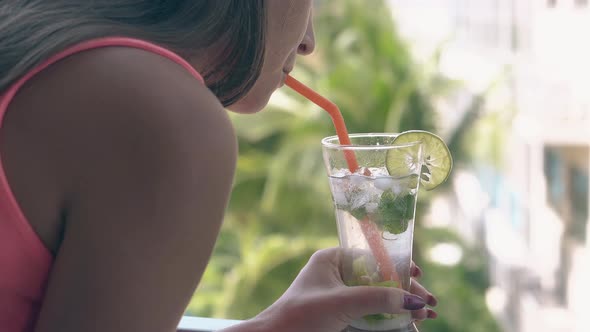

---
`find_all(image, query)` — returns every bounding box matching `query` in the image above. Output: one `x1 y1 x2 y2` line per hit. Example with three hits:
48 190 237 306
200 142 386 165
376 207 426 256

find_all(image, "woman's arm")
33 48 237 332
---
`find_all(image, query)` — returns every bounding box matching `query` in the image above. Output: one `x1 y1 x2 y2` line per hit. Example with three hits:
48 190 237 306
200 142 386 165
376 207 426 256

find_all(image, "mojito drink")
330 169 419 331
322 134 424 332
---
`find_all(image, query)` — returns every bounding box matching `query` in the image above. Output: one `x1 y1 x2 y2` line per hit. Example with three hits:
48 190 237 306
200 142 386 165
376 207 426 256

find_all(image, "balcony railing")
178 316 242 332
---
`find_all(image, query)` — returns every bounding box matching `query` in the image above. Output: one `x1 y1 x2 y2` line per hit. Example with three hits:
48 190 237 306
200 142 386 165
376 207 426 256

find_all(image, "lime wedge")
387 130 453 191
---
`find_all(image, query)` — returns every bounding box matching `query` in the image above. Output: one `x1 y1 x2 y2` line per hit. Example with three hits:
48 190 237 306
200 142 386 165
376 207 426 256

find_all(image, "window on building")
545 145 589 306
570 166 588 242
547 0 557 7
575 0 588 7
544 146 589 243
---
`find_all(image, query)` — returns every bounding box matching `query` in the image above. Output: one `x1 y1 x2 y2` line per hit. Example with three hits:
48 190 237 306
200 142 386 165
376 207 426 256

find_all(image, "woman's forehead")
268 0 311 28
268 0 309 18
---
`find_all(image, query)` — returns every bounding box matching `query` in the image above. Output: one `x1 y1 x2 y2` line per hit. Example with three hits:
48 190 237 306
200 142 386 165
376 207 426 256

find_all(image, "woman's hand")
223 247 438 332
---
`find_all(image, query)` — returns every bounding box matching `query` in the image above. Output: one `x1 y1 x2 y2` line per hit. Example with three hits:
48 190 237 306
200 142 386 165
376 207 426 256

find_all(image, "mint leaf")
373 192 415 234
383 221 408 234
351 206 368 220
370 279 399 288
393 194 415 219
364 313 388 324
363 313 399 324
352 256 369 279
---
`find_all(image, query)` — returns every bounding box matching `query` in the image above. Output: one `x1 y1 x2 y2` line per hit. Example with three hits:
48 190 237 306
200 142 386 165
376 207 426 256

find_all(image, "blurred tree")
188 1 501 331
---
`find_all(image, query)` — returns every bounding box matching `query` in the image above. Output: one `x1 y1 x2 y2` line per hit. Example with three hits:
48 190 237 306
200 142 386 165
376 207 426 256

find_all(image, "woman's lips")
280 70 292 87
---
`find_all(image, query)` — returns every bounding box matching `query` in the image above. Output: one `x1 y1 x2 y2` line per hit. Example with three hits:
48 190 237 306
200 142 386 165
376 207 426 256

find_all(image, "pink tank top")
0 37 205 332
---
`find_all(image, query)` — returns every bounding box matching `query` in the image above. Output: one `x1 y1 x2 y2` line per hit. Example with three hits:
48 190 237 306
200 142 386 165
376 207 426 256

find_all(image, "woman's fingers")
411 308 437 321
410 262 422 278
306 250 438 323
411 308 428 321
332 286 426 320
410 279 438 307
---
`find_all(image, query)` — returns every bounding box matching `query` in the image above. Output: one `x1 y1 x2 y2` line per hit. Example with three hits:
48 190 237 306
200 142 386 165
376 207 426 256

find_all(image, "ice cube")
369 167 389 177
330 177 351 197
350 191 372 210
365 202 379 214
392 182 403 195
333 190 348 207
350 174 366 186
374 177 395 191
332 168 352 177
347 175 384 210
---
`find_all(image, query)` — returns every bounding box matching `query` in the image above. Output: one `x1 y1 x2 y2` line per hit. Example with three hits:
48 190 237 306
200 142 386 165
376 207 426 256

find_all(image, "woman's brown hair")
0 0 267 106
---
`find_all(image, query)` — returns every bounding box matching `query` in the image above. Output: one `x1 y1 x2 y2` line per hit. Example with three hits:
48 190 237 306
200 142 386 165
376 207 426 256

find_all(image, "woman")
0 1 438 331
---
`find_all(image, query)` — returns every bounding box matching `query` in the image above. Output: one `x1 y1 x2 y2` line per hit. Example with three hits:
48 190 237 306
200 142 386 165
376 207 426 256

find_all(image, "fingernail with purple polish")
403 294 426 310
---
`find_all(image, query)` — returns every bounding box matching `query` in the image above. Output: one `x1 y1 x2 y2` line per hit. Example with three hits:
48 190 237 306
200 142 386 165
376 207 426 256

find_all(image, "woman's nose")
297 18 316 56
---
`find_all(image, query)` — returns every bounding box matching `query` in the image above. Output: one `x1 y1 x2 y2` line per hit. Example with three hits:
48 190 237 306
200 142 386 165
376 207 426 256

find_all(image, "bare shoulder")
11 46 237 196
55 46 235 156
21 47 238 332
57 47 237 191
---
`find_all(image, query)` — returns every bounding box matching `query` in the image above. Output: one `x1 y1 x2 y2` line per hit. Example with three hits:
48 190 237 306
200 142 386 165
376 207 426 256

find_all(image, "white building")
387 1 590 331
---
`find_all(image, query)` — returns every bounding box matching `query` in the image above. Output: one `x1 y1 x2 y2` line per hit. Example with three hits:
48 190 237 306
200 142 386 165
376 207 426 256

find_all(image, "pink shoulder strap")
0 37 204 112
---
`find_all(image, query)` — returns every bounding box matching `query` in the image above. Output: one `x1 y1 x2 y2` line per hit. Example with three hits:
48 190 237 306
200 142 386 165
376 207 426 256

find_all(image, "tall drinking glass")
322 133 423 332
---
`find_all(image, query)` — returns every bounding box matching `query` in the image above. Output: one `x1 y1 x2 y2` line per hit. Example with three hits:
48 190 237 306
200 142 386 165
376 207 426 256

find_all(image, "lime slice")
387 130 453 191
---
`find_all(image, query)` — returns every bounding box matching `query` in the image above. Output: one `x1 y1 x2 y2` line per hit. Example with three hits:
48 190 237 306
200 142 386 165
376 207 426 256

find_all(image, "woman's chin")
226 91 274 114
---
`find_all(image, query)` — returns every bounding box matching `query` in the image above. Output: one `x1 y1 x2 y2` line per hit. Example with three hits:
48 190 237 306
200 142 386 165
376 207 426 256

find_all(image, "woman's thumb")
334 286 426 319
